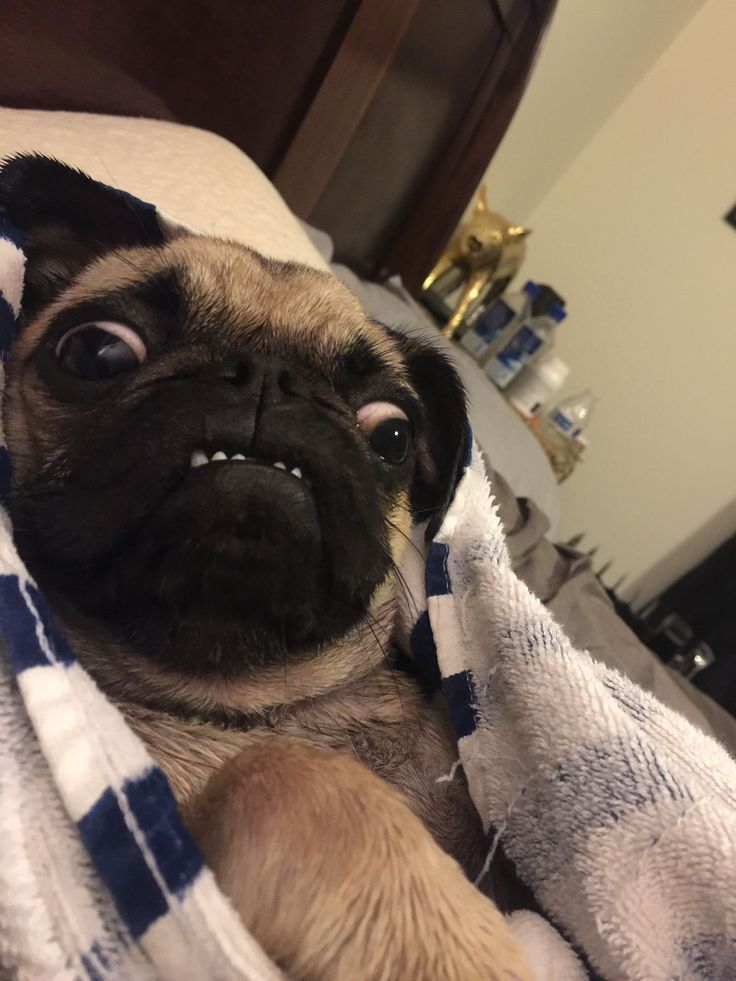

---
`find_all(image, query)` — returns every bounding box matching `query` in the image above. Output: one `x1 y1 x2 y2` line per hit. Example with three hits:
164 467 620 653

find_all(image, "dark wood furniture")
1 0 556 290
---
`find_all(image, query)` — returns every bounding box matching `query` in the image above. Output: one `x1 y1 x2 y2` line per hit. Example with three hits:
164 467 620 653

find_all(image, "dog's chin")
46 460 390 677
153 461 324 610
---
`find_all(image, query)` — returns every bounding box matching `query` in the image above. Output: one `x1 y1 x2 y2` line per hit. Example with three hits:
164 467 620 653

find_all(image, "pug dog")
1 156 530 980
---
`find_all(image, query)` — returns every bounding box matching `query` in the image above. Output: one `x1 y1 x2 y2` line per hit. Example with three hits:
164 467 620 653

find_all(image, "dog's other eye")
357 401 412 464
55 321 147 380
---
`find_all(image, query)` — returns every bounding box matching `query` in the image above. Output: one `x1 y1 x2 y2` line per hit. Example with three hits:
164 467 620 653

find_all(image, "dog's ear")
394 332 468 540
0 154 167 317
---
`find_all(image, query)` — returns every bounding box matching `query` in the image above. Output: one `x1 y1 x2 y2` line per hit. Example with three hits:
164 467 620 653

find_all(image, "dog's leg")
185 736 531 981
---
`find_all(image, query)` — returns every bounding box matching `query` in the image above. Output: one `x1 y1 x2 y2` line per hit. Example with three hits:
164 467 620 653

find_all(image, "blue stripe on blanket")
680 932 733 979
410 609 442 691
78 786 169 939
0 575 76 671
80 956 104 981
602 674 653 724
80 941 111 981
442 670 478 738
500 735 698 887
426 542 452 596
77 770 204 940
125 768 204 896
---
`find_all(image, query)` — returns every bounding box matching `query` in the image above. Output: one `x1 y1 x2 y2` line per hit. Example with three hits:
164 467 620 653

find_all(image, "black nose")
209 355 294 401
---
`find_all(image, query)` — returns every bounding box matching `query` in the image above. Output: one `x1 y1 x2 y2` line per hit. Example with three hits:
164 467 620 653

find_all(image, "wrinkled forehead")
13 235 408 383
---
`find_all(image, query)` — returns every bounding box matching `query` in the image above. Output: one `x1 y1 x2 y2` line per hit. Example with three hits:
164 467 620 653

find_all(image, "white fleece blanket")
1 186 735 981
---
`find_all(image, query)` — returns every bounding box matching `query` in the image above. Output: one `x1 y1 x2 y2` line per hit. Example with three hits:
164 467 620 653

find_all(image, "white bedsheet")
0 108 328 271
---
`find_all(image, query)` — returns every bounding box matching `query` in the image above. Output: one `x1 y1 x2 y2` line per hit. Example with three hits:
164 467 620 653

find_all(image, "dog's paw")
186 736 531 981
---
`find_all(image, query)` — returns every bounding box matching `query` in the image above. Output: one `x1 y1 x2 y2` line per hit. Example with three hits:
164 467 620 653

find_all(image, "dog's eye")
357 401 412 464
55 321 147 380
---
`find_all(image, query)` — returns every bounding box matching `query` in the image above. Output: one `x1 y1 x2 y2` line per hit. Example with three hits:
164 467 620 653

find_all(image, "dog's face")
1 156 466 679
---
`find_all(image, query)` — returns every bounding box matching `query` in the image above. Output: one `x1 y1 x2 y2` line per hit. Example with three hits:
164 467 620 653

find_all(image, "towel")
1 177 735 981
395 439 736 980
0 209 284 980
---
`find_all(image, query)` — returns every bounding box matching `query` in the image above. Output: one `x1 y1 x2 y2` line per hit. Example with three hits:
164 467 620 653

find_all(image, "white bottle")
507 354 570 417
460 281 537 359
546 389 597 439
485 303 566 390
537 390 596 482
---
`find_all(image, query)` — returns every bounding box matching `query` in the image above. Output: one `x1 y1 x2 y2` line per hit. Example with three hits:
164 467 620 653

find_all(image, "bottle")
484 302 566 389
507 353 570 417
536 390 596 482
478 283 565 367
546 389 596 439
460 281 537 360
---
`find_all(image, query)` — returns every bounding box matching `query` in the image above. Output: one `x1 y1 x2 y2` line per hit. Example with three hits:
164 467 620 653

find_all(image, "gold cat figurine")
423 187 530 339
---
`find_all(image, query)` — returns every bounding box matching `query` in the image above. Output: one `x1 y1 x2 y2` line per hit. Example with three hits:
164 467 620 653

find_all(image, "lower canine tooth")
231 453 246 460
191 450 207 468
273 461 286 470
291 467 302 479
212 451 227 461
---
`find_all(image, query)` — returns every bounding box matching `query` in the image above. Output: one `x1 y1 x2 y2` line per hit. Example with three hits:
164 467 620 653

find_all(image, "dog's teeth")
211 451 228 462
273 461 286 470
291 467 302 479
231 453 246 461
190 450 208 468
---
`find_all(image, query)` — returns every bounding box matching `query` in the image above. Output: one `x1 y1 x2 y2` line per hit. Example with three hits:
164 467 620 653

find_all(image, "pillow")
0 107 328 270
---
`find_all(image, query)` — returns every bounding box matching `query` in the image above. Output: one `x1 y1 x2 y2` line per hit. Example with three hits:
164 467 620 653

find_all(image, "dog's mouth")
187 446 310 487
130 438 324 632
162 435 319 537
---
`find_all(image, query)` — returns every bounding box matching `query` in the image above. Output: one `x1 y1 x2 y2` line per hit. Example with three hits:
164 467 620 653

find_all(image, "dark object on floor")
499 490 736 753
563 531 734 719
637 534 736 717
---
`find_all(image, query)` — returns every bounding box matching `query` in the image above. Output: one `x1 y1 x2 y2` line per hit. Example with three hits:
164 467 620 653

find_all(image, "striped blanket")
1 181 735 980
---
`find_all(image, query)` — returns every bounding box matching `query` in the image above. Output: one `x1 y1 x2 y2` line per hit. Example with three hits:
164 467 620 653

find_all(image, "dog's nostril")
223 361 249 386
211 359 295 393
276 368 292 393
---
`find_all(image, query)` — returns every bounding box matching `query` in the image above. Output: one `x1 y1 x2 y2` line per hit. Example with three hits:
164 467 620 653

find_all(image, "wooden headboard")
0 0 556 291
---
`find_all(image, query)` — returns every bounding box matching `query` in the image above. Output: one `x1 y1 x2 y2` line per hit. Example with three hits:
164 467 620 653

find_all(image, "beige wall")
517 0 736 603
471 0 706 225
